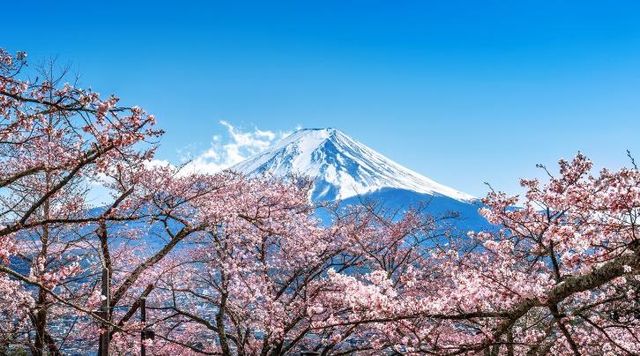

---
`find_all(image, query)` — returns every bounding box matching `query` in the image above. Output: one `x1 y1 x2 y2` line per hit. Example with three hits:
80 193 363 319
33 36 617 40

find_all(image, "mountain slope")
231 128 475 202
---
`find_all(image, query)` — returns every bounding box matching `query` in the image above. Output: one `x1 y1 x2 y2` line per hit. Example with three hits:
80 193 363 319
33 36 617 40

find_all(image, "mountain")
230 128 489 231
232 128 473 200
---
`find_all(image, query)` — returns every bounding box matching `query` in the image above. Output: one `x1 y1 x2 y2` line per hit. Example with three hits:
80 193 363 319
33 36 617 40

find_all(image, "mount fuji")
231 128 488 230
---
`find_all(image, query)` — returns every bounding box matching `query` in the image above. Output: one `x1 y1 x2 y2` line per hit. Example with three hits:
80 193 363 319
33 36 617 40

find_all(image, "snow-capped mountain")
231 128 475 202
231 128 489 230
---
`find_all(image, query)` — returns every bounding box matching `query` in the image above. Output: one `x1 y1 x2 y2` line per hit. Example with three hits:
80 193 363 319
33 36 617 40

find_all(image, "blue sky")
3 1 640 196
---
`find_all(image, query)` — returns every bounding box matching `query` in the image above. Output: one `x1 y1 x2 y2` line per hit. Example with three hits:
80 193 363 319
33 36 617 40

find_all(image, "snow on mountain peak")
230 128 475 202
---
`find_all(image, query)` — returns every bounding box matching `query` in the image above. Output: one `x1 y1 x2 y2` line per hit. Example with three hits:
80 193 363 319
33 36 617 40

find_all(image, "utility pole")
140 296 155 356
98 266 110 355
140 296 146 356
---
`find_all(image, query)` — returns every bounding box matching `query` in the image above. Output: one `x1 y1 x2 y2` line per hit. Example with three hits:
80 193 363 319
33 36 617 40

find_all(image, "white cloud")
179 121 293 175
83 121 291 207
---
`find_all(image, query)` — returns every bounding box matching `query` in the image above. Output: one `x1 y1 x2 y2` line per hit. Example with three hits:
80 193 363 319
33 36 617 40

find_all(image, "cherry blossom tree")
0 48 161 354
312 154 640 355
122 183 446 355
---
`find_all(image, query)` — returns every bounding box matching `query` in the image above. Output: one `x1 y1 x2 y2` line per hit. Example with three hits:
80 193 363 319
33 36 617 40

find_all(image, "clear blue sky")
4 1 640 196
